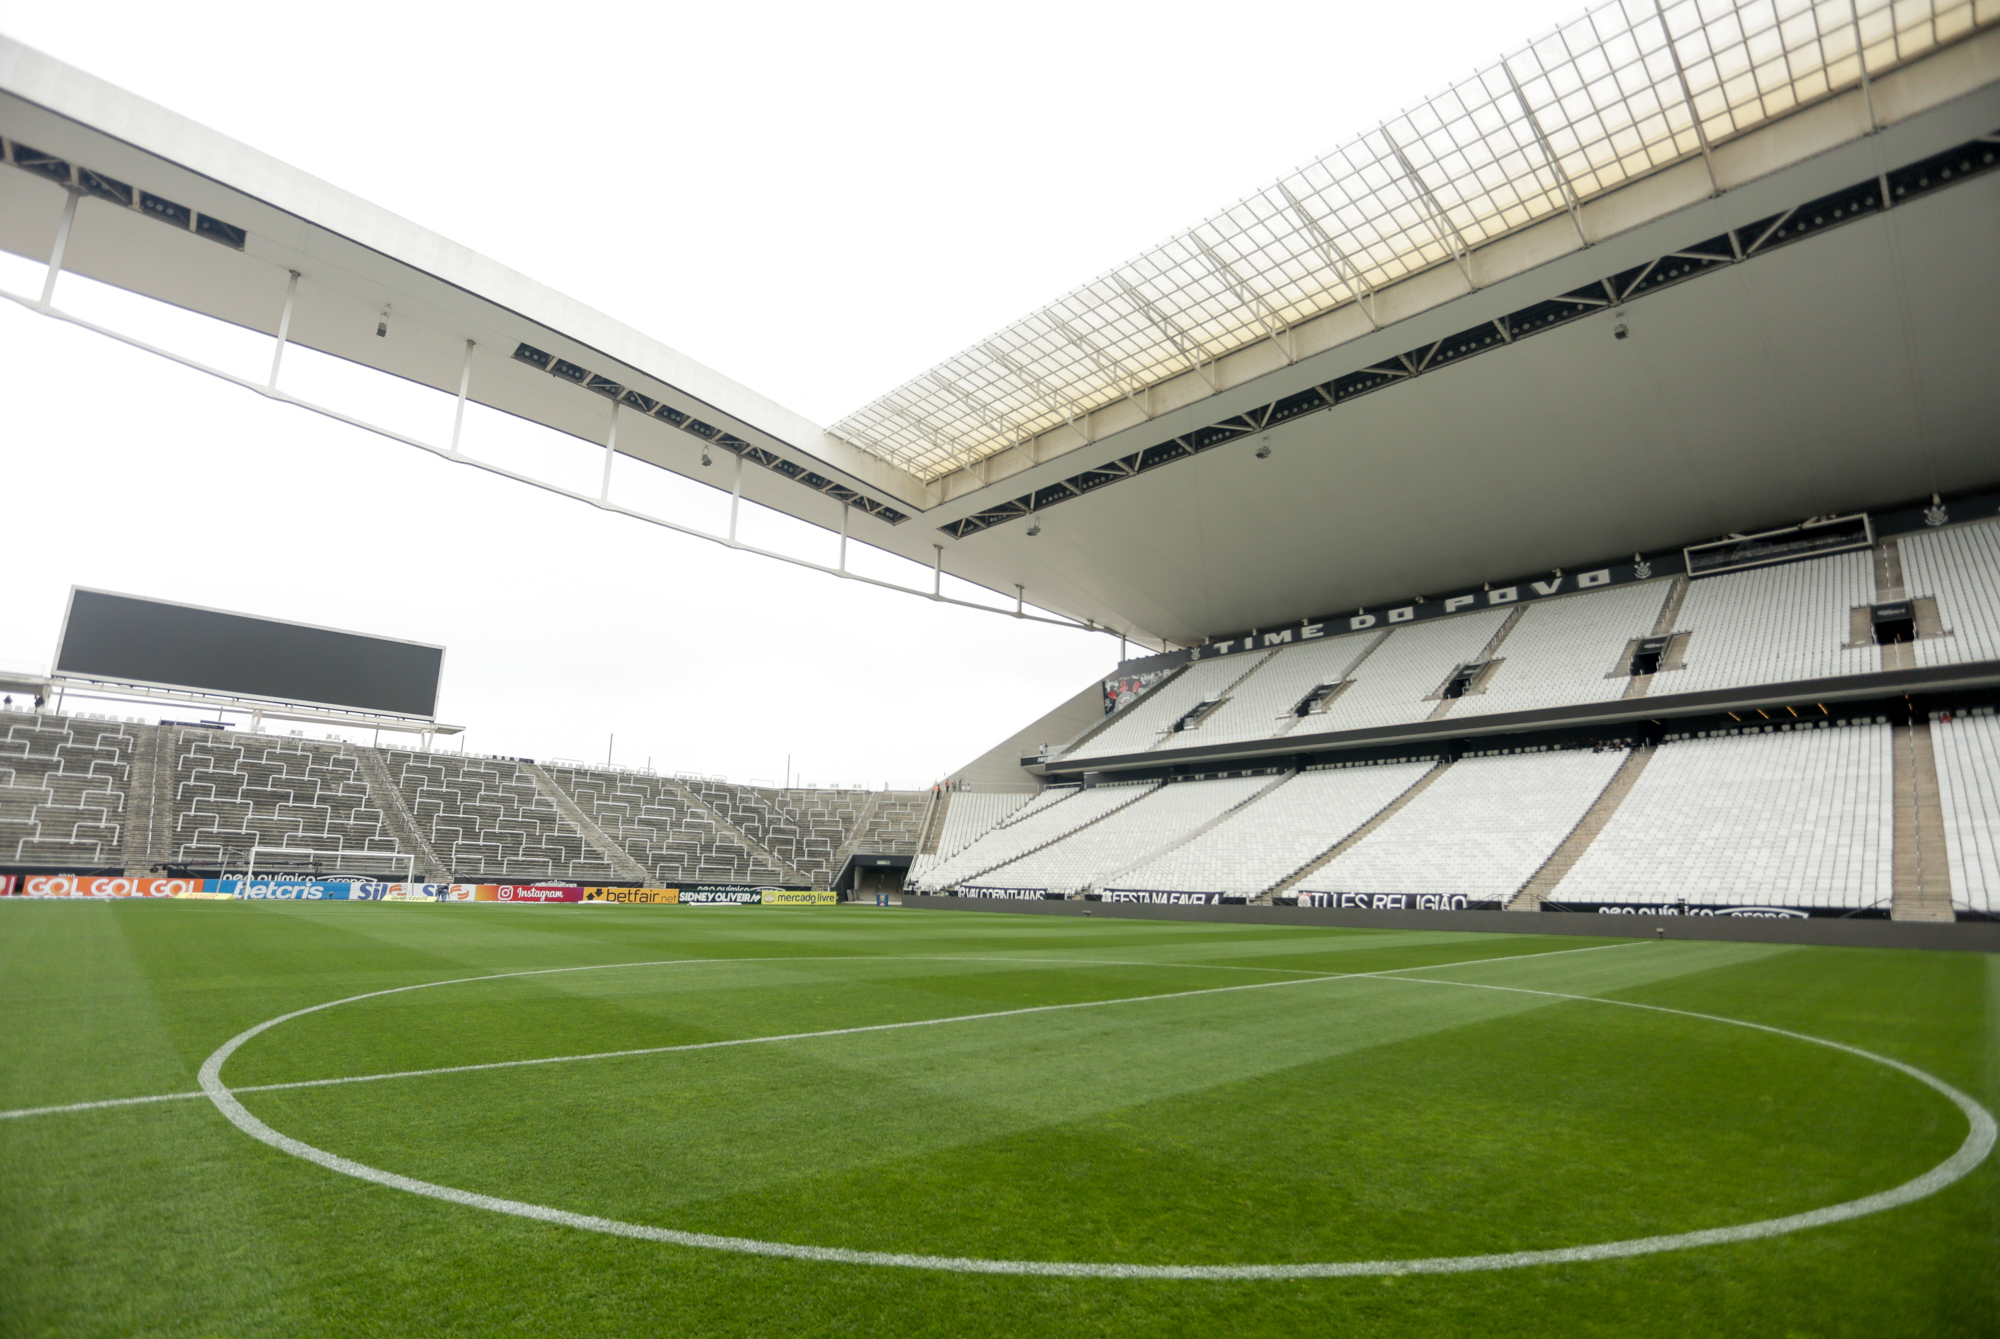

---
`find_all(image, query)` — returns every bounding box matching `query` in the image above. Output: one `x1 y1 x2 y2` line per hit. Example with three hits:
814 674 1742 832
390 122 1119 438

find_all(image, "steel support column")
449 339 474 455
39 188 79 308
266 270 300 389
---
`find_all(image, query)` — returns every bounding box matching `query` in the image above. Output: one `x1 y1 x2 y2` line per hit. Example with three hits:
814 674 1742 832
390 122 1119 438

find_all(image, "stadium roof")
830 0 1991 486
2 5 1996 655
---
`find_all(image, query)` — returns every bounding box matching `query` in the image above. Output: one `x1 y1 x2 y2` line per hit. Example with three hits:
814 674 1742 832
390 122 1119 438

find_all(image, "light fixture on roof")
1255 434 1272 459
376 305 390 338
700 449 713 467
1026 519 1041 537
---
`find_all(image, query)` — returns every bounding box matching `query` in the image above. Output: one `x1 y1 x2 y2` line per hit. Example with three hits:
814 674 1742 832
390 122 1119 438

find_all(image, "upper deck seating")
1900 518 2000 666
1294 607 1513 737
1450 580 1665 717
1185 630 1380 747
1673 550 1878 692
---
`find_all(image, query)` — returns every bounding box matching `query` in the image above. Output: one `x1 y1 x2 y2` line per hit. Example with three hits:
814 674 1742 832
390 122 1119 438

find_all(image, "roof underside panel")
830 0 1992 483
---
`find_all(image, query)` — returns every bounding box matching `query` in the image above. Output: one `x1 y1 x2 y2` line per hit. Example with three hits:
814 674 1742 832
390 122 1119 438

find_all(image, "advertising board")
581 887 681 904
1294 892 1497 911
761 889 837 907
474 885 585 903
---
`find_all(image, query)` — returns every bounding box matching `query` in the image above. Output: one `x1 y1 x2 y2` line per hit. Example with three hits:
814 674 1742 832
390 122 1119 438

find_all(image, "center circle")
196 956 1996 1279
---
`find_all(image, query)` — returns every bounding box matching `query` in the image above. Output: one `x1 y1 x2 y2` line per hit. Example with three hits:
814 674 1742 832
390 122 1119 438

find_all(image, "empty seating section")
392 755 604 881
1065 656 1259 758
675 781 874 881
542 768 781 884
1111 763 1432 896
1302 751 1624 902
1296 607 1512 737
971 774 1270 894
1451 582 1665 717
172 734 400 870
849 793 928 855
1931 710 2000 914
912 784 1155 891
1900 519 2000 666
1674 551 1877 693
0 711 130 866
1552 726 1893 908
908 792 1033 884
1190 631 1379 745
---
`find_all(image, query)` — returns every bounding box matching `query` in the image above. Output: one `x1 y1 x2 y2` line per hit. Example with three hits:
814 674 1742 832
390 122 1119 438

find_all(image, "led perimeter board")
55 589 443 718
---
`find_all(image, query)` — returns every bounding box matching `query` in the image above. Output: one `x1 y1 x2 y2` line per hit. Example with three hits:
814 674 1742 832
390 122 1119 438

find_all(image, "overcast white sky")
0 0 1582 788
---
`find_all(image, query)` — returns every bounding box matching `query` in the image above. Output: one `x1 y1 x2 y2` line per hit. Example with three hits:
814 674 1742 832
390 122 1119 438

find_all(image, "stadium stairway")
1891 719 1954 921
1086 770 1295 894
522 763 649 882
350 746 449 882
659 778 811 886
119 724 176 874
1507 746 1657 910
1261 761 1451 902
915 790 949 856
1622 578 1692 700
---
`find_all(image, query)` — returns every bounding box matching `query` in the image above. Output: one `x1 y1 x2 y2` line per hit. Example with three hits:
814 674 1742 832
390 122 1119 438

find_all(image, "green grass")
1 901 1993 1337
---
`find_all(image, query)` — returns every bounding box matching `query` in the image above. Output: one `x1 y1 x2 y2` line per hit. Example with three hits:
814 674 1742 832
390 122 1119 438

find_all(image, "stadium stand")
911 783 1157 892
1107 762 1433 897
1930 707 2000 915
0 709 132 867
389 753 610 882
1901 519 2000 667
1550 725 1895 909
965 773 1272 895
540 766 788 885
1673 551 1879 693
1298 750 1627 903
1449 581 1669 716
908 791 1033 886
170 732 404 871
1188 630 1380 746
1062 655 1267 758
1297 607 1514 736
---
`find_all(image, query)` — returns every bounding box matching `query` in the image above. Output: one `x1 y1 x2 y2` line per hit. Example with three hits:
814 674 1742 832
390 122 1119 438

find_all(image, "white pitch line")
189 941 1994 1280
0 939 1635 1122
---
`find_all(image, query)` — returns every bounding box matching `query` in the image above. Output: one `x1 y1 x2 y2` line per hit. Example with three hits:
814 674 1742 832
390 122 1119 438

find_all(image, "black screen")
56 590 442 718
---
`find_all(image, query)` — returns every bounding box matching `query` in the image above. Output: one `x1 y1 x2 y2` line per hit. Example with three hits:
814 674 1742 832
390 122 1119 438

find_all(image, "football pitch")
2 901 1993 1337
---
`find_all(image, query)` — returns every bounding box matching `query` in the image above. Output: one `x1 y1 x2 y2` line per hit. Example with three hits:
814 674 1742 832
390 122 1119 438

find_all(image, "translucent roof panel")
831 0 1989 483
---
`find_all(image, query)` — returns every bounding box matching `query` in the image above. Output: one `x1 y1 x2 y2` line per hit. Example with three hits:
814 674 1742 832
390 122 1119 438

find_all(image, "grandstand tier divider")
1052 661 1197 759
1426 606 1530 721
659 777 812 885
1876 538 1908 602
1088 770 1297 894
1033 658 2000 777
521 762 649 882
1890 718 1954 922
1508 746 1657 910
928 783 1159 892
1263 761 1450 902
350 745 449 882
